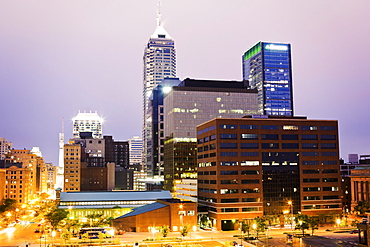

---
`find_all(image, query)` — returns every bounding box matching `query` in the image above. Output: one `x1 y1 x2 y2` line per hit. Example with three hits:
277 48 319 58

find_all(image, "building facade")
163 78 259 191
143 13 176 177
197 116 341 230
242 42 293 116
72 111 103 139
0 137 12 160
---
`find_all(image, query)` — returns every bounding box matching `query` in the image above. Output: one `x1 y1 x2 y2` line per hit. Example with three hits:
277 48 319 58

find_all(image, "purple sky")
1 0 369 165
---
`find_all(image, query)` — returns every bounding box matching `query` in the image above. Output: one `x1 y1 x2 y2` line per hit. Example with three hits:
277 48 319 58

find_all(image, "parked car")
350 229 359 234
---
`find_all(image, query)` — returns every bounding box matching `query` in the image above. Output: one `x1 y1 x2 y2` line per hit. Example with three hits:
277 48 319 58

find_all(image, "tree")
45 207 69 230
160 225 170 237
307 216 319 236
241 221 251 238
61 231 72 244
295 214 309 236
180 225 189 238
354 201 370 215
0 199 17 213
199 215 211 228
254 217 266 239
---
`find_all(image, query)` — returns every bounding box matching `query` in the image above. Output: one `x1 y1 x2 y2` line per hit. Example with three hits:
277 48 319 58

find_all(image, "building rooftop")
59 190 172 202
115 202 167 219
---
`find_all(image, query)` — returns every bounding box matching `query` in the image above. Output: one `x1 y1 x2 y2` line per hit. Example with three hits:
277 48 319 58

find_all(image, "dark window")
322 160 338 165
220 152 238 157
220 170 238 175
322 169 338 174
242 207 259 212
220 134 237 139
322 178 338 182
282 134 298 140
323 195 339 200
240 125 258 129
262 143 279 149
220 180 238 184
302 135 318 140
241 179 260 184
303 169 320 174
261 134 278 140
210 171 216 175
210 152 216 157
321 143 336 149
302 152 318 156
242 188 260 193
320 126 336 131
242 198 259 202
241 152 259 156
321 135 336 140
261 125 278 130
323 187 339 191
303 187 320 192
302 161 319 165
210 135 216 141
241 170 259 175
240 143 258 149
221 207 239 213
220 198 239 203
282 143 299 149
322 152 337 156
303 196 320 200
302 143 318 149
220 143 238 149
303 178 320 183
210 144 216 150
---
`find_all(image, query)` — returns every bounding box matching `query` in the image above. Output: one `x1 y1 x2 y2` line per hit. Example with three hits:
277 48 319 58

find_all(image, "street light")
287 201 293 231
52 231 56 247
336 218 341 229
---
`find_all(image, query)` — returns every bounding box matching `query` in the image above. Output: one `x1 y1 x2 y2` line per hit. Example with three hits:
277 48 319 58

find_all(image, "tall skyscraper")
128 136 143 166
242 42 293 116
143 2 176 176
72 111 103 139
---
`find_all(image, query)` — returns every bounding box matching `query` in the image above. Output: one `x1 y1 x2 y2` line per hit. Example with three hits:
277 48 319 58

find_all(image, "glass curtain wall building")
242 42 293 116
143 14 176 177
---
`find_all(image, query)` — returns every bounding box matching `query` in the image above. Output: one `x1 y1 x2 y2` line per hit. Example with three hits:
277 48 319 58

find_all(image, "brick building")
197 116 342 230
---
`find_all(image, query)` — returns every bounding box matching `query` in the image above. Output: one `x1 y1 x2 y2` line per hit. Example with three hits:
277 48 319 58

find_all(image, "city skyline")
0 0 369 165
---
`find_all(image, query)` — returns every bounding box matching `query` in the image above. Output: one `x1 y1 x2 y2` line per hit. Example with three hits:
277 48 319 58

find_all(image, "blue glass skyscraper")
242 42 293 116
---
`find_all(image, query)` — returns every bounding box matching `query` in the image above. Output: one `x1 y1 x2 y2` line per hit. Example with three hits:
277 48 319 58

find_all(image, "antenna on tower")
62 116 65 134
156 0 162 27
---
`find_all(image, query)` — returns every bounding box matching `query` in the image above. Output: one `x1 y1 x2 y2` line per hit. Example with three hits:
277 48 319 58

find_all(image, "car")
34 229 40 233
350 229 359 234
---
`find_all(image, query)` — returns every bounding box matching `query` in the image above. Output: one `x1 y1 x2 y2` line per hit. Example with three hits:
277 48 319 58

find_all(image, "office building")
349 167 370 212
197 116 341 230
0 137 12 160
242 42 293 116
163 78 259 191
128 136 143 166
72 111 103 139
146 78 181 177
143 6 176 175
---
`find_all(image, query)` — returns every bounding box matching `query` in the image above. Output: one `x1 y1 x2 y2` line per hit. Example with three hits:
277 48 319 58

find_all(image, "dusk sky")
1 0 369 165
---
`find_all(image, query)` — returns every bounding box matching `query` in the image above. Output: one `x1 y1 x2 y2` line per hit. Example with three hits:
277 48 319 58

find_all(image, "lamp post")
336 218 341 229
287 201 293 231
52 230 56 247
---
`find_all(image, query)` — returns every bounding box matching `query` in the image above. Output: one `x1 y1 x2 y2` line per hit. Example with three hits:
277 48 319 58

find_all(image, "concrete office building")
197 116 341 230
0 137 12 160
163 78 259 191
143 4 176 177
242 42 293 116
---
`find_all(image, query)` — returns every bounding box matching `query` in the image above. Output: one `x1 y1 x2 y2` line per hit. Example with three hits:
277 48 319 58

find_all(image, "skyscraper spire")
157 0 162 27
